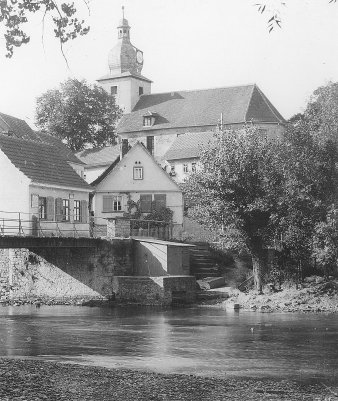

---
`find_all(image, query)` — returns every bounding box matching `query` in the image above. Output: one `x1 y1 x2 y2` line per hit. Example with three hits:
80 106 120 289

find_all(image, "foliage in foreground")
0 0 89 58
35 78 123 152
183 125 338 291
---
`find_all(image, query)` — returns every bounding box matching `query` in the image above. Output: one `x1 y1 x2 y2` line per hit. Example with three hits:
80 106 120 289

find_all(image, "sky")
1 0 338 128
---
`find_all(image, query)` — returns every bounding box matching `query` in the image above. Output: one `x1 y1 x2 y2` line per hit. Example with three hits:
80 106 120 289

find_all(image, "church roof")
164 131 215 161
0 134 91 190
76 144 120 167
117 84 285 134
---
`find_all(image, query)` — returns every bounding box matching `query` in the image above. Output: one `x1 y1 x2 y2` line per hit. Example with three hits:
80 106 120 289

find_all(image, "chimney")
121 139 129 158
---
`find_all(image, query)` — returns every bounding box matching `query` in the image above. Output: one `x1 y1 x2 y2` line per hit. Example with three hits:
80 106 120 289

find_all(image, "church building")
95 9 285 181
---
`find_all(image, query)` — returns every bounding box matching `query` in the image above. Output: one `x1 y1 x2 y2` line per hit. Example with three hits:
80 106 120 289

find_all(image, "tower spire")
122 5 125 19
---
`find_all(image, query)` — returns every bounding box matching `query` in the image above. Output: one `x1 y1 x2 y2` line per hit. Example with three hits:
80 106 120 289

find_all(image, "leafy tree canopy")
35 78 123 152
184 125 337 291
0 0 89 58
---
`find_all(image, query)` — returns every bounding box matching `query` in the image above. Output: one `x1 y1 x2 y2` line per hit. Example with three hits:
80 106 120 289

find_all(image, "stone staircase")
189 242 219 279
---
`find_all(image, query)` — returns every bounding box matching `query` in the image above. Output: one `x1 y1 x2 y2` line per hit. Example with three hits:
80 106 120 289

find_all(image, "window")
111 86 117 96
183 164 189 173
113 196 122 211
39 197 47 220
154 194 166 211
102 196 122 212
143 116 152 127
146 136 154 155
139 86 144 96
140 194 152 213
133 166 143 180
62 199 70 221
170 165 176 176
191 162 197 173
74 200 81 222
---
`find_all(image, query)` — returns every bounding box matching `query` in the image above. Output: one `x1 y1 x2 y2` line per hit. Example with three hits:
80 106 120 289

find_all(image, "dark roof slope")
35 131 83 164
76 144 120 167
117 84 285 134
0 112 39 140
164 131 215 161
0 112 82 164
0 135 91 190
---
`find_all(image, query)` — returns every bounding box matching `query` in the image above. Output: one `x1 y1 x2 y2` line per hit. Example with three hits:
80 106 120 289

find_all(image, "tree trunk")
252 255 264 294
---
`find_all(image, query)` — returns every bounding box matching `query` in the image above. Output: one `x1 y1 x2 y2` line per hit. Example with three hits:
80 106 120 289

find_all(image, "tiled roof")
0 112 82 164
76 144 120 167
35 132 83 164
164 131 215 161
0 135 91 190
0 112 39 140
117 84 285 134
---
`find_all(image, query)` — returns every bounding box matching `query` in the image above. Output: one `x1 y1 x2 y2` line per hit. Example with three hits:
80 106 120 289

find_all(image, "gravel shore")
217 278 338 313
0 358 336 401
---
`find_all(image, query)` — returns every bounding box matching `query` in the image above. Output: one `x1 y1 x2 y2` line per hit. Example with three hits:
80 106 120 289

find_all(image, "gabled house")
164 131 214 182
0 113 92 237
91 142 184 238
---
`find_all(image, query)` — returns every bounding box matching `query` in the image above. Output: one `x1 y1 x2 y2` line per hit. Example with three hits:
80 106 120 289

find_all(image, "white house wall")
29 185 90 237
84 166 109 184
0 148 30 219
120 123 285 161
93 144 184 227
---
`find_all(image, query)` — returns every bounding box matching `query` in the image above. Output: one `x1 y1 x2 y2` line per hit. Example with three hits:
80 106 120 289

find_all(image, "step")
195 273 220 279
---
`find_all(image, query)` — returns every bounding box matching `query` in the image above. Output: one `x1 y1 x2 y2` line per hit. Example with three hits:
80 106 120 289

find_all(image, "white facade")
0 149 91 237
99 75 151 114
93 143 184 235
0 149 30 219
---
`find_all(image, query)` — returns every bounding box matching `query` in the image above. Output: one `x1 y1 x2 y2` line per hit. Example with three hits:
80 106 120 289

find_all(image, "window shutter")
55 198 63 222
103 196 113 212
154 194 166 211
46 197 54 221
140 194 152 213
81 200 88 223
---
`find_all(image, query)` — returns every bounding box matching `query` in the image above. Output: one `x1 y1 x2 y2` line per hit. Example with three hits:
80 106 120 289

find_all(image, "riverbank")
0 358 336 401
217 277 338 313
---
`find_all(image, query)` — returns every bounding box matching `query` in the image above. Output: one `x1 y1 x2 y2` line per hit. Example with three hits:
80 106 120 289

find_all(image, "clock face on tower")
136 51 143 64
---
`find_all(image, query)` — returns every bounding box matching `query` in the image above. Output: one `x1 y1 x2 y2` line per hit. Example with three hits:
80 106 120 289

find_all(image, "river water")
0 305 337 381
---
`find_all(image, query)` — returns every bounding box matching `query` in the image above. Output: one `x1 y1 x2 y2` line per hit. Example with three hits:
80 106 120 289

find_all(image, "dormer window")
143 116 152 127
143 111 157 127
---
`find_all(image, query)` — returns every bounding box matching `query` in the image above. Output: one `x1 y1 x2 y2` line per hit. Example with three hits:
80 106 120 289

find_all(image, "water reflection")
0 305 337 380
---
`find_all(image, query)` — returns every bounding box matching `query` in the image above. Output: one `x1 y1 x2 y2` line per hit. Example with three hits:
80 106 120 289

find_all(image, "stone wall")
0 239 133 302
107 218 131 239
112 276 196 306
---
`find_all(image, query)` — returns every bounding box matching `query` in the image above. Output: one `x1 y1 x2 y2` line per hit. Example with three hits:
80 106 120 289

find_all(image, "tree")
0 0 89 58
35 78 123 152
312 209 338 276
184 127 284 293
256 0 337 32
184 125 337 292
303 81 338 143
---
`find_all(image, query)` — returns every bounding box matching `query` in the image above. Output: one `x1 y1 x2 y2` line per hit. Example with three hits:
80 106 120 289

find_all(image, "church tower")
97 7 152 113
